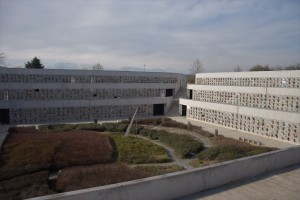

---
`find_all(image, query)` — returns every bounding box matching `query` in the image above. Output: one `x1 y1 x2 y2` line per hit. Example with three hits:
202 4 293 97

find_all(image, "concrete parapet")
30 146 300 200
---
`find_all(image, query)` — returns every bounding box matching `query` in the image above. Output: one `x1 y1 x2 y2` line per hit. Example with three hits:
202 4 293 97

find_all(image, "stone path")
181 164 300 200
171 116 297 149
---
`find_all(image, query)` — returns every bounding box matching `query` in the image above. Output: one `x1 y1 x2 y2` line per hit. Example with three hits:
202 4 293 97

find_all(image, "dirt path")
144 125 212 148
134 135 193 169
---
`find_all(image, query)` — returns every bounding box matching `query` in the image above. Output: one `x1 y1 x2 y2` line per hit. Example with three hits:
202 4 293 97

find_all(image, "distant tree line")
249 64 300 71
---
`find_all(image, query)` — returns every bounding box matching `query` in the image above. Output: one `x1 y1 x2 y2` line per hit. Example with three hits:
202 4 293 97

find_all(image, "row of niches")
10 104 153 124
193 90 299 112
195 77 300 88
0 74 178 84
1 89 166 101
187 106 300 143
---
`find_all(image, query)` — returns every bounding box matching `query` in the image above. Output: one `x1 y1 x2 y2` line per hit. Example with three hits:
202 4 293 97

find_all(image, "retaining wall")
30 146 300 200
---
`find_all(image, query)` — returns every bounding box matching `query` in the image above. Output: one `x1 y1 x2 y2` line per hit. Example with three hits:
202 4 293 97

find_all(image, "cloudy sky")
0 0 299 73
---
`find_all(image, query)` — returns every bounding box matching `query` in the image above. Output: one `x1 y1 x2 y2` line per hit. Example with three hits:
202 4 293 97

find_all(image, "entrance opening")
189 90 193 99
166 89 173 97
181 105 187 116
0 109 9 124
153 104 164 116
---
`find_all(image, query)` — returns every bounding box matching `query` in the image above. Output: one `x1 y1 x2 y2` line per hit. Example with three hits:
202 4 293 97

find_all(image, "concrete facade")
180 71 300 143
0 68 186 124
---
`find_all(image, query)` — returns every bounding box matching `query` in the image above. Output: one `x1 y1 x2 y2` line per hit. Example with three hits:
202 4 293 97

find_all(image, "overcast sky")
0 0 299 73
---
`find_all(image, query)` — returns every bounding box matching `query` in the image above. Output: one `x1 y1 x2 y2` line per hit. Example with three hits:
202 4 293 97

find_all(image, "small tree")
93 63 104 70
249 64 271 71
25 57 44 69
0 52 5 67
190 58 203 74
234 66 242 72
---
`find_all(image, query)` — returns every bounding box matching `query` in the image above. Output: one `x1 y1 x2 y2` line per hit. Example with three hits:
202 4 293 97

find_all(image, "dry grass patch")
56 163 147 192
110 134 170 164
0 130 113 180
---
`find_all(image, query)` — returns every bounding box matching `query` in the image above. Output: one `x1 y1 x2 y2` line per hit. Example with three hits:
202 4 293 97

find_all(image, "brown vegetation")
56 163 147 192
0 130 113 180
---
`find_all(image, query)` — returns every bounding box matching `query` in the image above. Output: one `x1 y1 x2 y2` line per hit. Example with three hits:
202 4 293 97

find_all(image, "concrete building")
0 68 186 124
179 71 300 143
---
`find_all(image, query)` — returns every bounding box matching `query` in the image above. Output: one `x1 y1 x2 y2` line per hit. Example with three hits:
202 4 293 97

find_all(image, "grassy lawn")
110 133 170 164
196 136 276 165
139 128 204 158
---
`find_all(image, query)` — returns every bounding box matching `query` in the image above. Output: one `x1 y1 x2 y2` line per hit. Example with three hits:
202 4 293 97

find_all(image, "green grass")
110 134 170 164
197 136 276 163
102 123 128 132
139 129 204 158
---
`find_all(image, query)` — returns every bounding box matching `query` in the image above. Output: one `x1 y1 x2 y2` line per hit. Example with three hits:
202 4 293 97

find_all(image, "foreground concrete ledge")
29 146 300 200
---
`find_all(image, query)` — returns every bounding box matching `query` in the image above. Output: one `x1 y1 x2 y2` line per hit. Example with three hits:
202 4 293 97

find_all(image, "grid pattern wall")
10 104 153 124
195 77 300 88
187 106 300 143
0 74 178 84
193 90 299 112
1 89 166 101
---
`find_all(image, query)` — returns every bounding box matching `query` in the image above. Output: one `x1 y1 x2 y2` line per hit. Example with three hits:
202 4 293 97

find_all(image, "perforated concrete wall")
0 68 186 124
180 71 300 143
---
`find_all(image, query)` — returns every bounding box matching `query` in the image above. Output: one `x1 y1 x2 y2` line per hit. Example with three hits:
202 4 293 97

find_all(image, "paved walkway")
180 164 300 200
171 116 297 149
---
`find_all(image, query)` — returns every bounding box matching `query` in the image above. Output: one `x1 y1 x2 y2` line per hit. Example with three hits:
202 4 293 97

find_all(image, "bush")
56 163 147 192
0 171 54 199
39 123 107 133
139 129 204 158
0 131 114 180
8 126 41 134
198 136 276 163
102 123 128 132
76 123 106 132
110 134 170 164
38 124 78 132
161 120 188 129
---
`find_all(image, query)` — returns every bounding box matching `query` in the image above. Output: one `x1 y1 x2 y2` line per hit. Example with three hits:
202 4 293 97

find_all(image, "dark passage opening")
189 90 193 99
166 89 173 97
153 104 164 116
0 109 10 124
181 105 187 116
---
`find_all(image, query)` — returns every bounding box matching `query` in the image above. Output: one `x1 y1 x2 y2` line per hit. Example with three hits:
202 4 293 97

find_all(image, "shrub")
56 163 147 192
51 131 113 169
198 136 276 163
38 124 78 132
161 120 188 129
8 126 41 134
76 123 106 132
102 123 128 132
0 139 61 180
39 123 107 133
198 147 219 161
0 171 54 199
0 131 114 180
110 134 170 164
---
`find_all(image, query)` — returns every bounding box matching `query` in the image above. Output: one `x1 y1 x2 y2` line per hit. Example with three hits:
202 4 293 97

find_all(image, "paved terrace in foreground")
171 116 297 149
181 164 300 200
